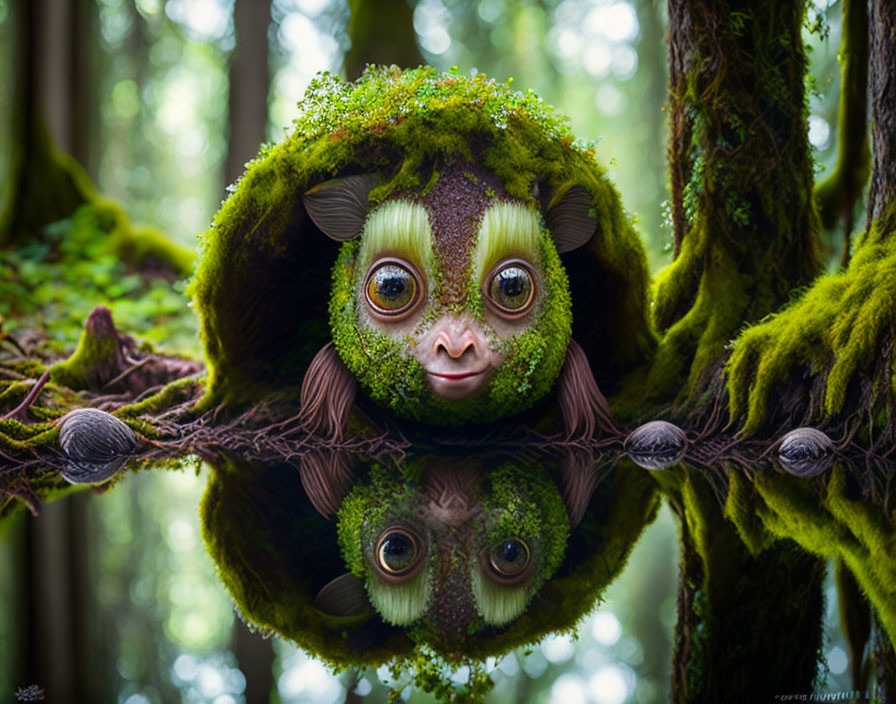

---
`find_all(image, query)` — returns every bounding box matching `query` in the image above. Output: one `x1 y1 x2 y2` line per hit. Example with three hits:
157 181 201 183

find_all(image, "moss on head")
471 461 570 626
190 66 654 410
330 229 571 425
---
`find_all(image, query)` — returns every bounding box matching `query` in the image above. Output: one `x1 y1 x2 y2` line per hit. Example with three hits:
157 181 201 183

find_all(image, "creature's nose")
434 325 479 359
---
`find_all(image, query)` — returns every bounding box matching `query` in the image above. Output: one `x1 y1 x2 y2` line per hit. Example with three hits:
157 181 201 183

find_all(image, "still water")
3 417 892 703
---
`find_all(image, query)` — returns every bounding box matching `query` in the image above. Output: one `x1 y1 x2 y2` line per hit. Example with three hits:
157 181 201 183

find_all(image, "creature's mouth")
426 370 486 381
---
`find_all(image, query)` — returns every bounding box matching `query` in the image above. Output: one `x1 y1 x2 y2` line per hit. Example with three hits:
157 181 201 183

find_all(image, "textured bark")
650 0 821 402
867 0 896 226
665 0 693 260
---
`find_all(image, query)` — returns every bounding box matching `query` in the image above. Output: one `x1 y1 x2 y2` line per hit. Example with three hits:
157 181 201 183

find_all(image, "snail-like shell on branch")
57 408 138 484
624 420 687 470
775 427 834 478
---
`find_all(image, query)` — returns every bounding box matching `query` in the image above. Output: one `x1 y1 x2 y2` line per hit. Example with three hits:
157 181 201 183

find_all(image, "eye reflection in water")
330 458 569 633
199 449 659 671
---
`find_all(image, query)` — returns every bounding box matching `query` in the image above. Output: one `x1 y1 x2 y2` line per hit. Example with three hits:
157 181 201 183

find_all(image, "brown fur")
560 449 601 528
558 338 618 439
421 160 511 305
300 450 355 519
298 342 357 439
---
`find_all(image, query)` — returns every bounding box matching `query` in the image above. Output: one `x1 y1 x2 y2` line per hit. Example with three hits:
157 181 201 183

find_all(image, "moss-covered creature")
315 161 593 427
332 458 569 634
189 66 655 434
199 451 659 690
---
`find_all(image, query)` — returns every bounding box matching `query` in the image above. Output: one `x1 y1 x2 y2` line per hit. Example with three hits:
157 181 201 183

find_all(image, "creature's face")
336 460 570 635
321 164 575 425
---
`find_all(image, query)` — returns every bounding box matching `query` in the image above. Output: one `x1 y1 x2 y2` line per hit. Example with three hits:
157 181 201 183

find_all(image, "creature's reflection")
200 449 658 666
323 457 571 633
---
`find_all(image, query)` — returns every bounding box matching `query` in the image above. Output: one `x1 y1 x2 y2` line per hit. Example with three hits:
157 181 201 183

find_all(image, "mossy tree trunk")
662 468 825 703
725 0 896 438
649 0 821 403
813 0 870 268
0 0 97 247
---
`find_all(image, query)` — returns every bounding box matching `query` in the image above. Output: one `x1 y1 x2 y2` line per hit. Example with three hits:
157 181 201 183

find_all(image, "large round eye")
365 260 421 316
374 527 425 581
487 262 535 315
485 538 531 583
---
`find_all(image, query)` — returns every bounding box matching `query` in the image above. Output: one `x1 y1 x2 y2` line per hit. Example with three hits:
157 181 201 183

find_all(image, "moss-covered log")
0 0 193 275
650 0 821 403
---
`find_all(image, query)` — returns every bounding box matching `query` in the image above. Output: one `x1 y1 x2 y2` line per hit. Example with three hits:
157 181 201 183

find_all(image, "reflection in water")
198 448 658 693
327 456 571 633
4 418 896 701
624 420 687 470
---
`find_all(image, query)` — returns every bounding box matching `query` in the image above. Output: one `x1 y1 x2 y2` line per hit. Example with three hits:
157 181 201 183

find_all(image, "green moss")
204 450 658 680
49 316 120 391
479 461 569 583
727 203 896 435
190 66 655 414
201 456 414 667
750 465 896 650
336 462 402 577
330 230 571 425
115 376 205 419
651 2 821 407
92 197 194 276
456 461 659 661
0 118 193 276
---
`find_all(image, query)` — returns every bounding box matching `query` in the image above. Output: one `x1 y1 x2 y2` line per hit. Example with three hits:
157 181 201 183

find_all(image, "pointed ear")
543 185 597 253
313 573 372 617
303 174 380 241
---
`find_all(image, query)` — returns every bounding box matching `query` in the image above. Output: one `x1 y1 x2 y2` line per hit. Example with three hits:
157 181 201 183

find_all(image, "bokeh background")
0 0 858 701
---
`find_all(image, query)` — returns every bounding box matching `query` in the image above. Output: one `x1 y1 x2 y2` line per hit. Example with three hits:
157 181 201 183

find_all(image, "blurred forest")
0 0 858 702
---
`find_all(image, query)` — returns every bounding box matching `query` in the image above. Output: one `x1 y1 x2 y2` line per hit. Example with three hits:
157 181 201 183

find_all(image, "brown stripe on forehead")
422 160 508 305
426 538 478 637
